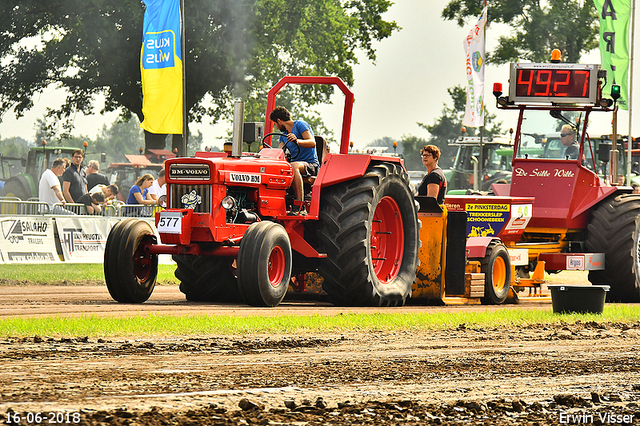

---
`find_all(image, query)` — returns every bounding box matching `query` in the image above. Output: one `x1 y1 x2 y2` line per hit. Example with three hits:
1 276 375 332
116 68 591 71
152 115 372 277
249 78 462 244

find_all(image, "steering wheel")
261 132 287 148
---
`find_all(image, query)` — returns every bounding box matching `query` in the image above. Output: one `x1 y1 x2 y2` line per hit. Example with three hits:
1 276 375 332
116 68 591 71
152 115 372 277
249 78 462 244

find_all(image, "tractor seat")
302 136 327 186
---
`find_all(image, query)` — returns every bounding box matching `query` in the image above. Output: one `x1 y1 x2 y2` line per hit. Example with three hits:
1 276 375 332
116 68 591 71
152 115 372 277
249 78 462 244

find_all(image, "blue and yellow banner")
140 0 183 134
592 0 631 110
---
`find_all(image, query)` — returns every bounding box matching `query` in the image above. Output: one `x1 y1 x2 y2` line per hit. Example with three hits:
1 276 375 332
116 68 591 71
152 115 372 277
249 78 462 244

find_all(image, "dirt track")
1 283 640 425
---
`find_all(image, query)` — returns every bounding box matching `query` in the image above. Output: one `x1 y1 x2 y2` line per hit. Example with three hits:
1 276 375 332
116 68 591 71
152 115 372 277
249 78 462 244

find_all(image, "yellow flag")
140 0 183 134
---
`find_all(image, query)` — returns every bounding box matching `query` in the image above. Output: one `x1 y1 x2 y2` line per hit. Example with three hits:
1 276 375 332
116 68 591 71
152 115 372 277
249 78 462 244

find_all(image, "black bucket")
548 285 609 314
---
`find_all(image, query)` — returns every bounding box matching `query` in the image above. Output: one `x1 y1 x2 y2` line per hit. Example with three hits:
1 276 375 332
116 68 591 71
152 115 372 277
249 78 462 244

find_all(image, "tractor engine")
161 150 294 245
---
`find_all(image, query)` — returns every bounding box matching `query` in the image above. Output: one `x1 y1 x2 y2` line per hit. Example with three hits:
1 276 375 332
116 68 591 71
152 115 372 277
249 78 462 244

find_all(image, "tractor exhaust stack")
232 100 245 158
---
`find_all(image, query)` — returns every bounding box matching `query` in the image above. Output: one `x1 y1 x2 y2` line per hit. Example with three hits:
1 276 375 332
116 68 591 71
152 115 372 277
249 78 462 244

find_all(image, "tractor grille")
169 184 211 213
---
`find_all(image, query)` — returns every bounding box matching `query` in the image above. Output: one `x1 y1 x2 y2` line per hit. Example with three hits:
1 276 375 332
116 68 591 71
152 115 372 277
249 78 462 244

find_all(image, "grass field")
0 265 635 338
0 263 179 285
1 305 639 338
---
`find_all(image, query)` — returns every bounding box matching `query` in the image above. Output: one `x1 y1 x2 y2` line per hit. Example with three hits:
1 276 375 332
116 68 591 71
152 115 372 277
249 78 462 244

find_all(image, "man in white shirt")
147 169 166 206
39 158 72 214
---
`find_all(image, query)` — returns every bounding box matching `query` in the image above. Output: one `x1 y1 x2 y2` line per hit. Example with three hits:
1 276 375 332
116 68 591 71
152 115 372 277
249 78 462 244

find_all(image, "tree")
0 0 398 154
411 85 502 169
442 0 599 64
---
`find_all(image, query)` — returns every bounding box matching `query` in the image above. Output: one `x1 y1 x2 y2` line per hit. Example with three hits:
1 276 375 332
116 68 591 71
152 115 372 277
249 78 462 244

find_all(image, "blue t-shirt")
279 120 319 165
127 185 148 204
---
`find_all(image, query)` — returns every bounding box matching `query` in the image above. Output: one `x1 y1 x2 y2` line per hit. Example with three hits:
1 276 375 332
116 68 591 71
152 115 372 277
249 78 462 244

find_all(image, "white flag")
463 7 487 128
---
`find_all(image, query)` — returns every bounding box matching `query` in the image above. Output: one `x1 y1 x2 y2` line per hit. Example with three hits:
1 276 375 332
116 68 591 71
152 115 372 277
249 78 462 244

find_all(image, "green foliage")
0 0 398 142
400 85 503 170
399 134 429 171
0 136 31 158
442 0 599 64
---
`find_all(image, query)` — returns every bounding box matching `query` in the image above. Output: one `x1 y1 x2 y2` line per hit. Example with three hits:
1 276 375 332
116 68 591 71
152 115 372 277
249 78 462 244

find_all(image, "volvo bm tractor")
104 77 421 307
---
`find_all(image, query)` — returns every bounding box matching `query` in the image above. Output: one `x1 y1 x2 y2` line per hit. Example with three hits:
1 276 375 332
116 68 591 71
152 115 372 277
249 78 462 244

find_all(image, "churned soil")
0 279 639 425
1 322 640 424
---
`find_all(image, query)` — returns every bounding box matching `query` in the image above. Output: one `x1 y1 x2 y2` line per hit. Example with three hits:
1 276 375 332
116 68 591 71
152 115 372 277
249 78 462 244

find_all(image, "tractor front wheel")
586 194 640 302
104 219 158 303
480 241 511 305
237 221 292 307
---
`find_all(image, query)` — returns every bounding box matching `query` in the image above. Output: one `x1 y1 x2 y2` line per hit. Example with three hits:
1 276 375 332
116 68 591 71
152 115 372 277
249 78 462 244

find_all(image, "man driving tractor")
269 106 319 215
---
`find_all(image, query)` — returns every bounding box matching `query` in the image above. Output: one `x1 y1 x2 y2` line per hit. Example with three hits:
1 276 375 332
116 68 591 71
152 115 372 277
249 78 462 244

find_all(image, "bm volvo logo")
169 164 210 180
181 190 202 209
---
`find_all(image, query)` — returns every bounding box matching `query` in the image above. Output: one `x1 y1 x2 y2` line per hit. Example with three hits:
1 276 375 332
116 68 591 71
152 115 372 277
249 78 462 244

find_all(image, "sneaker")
288 201 307 216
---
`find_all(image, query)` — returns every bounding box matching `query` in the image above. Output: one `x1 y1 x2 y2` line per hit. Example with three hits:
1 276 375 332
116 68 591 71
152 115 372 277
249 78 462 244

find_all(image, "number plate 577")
157 212 182 234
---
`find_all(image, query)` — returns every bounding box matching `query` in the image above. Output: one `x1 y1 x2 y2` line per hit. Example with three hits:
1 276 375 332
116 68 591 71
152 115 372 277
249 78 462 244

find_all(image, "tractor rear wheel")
237 221 292 307
1 177 30 200
174 255 240 302
480 241 511 304
318 162 419 306
586 194 640 302
104 219 158 303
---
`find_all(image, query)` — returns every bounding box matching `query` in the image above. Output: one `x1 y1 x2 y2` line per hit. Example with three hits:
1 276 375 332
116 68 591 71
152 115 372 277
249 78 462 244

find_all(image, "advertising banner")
55 217 112 263
140 0 183 134
0 217 60 263
463 6 487 127
592 0 631 110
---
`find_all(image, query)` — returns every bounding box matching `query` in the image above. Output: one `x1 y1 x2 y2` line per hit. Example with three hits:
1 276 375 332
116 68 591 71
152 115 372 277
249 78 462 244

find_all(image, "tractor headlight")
221 196 237 211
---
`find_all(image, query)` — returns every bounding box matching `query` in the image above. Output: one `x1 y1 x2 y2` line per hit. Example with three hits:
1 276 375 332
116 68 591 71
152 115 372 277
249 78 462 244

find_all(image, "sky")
0 0 638 151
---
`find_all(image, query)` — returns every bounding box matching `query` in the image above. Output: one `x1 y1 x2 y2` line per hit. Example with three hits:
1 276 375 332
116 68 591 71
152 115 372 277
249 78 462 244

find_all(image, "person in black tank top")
417 144 447 204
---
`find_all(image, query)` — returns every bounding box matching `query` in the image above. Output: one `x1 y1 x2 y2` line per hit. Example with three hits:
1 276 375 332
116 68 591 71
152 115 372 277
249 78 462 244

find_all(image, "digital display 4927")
509 63 600 104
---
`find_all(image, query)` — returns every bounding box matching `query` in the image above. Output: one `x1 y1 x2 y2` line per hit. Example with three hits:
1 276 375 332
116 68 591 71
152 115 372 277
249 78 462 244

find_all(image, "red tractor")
489 61 640 302
104 77 420 307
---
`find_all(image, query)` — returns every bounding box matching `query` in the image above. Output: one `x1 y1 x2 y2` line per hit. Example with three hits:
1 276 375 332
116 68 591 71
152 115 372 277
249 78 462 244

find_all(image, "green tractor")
0 143 81 200
443 136 514 194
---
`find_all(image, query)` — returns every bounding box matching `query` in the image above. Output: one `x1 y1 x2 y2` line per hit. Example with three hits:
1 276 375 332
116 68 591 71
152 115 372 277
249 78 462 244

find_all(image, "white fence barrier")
0 198 168 264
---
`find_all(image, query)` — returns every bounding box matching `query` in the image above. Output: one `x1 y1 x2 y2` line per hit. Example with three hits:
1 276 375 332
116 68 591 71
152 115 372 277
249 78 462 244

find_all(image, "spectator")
39 158 72 214
125 174 156 216
62 149 87 202
86 160 109 192
90 183 119 202
76 192 105 215
58 157 72 186
417 145 447 204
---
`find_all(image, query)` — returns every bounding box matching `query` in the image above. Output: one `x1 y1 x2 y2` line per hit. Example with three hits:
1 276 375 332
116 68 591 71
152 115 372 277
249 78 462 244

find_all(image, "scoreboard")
509 63 600 104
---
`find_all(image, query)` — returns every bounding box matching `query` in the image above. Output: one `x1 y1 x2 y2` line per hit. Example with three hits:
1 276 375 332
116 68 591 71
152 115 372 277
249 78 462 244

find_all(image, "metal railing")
0 197 163 217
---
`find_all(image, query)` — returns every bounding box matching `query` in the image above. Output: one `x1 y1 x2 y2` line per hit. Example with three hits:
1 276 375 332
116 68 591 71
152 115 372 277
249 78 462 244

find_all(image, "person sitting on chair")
560 125 579 160
269 106 319 215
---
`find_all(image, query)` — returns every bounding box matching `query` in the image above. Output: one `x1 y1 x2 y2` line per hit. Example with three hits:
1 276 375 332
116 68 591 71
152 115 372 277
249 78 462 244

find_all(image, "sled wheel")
586 194 640 302
174 255 240 302
319 162 419 306
105 219 158 303
237 221 292 307
481 241 511 305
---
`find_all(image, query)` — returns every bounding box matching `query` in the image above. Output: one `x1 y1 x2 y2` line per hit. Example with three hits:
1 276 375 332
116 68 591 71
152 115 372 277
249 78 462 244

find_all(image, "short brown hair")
52 158 66 169
269 106 291 122
420 145 441 161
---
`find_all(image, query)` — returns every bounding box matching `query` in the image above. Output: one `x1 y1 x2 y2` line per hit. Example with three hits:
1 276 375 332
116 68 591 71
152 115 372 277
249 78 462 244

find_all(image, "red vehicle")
489 61 640 302
104 77 420 307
